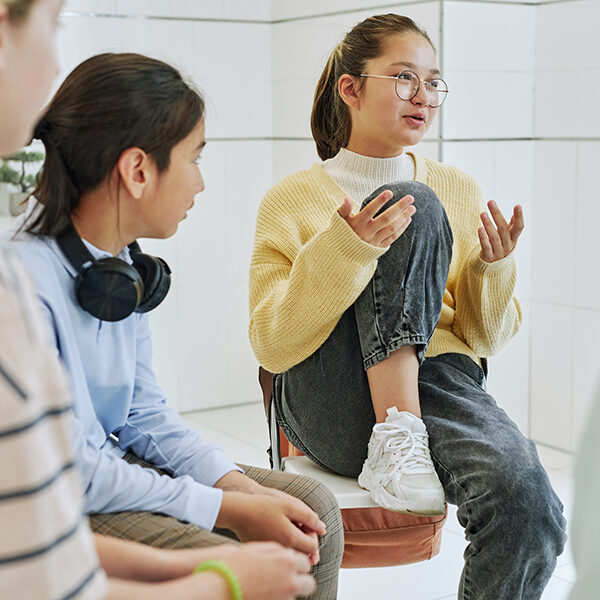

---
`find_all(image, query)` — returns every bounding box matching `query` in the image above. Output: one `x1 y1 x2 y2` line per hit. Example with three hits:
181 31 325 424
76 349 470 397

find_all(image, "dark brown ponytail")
311 14 434 160
26 52 205 237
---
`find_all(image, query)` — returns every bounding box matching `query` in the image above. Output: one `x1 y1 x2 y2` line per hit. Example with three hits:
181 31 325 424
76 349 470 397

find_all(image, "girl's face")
140 118 206 239
0 0 62 155
346 32 440 158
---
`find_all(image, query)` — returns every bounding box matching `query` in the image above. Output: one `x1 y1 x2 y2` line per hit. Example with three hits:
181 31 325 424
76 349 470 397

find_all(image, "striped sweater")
0 248 106 600
249 152 521 374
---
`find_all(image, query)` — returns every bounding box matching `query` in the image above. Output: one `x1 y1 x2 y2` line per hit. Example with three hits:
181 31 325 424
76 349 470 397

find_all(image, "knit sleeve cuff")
468 247 517 278
324 212 387 266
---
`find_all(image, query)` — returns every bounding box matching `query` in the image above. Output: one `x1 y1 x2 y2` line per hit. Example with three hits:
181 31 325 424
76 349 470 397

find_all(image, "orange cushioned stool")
259 367 446 568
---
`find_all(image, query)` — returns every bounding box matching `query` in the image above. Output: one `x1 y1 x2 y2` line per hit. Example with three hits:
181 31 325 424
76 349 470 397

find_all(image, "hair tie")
33 118 48 141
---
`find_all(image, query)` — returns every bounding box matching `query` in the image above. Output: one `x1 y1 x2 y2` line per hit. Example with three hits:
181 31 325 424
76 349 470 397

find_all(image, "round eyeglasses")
359 70 449 108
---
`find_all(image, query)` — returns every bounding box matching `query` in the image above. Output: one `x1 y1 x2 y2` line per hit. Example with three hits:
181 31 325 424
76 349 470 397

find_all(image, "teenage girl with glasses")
249 13 567 598
1 3 340 597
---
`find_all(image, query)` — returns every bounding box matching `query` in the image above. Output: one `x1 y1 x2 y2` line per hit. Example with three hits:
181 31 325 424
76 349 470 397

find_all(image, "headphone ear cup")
131 253 171 313
75 257 144 322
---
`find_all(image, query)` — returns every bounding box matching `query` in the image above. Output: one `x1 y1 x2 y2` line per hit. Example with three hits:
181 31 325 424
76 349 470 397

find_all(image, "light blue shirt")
9 232 240 531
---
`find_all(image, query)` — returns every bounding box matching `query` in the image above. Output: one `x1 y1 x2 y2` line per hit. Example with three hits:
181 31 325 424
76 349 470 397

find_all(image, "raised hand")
478 200 524 263
338 190 415 248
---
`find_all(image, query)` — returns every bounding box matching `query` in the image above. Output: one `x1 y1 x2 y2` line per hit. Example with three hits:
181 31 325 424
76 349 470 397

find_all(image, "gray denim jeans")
273 180 566 599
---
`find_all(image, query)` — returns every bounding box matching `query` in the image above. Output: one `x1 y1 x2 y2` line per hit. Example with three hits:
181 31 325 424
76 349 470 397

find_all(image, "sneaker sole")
358 465 446 516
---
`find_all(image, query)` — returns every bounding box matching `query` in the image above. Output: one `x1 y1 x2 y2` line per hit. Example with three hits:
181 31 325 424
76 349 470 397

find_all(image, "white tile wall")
442 70 534 139
530 302 573 449
574 142 600 311
534 0 600 139
572 309 600 450
531 141 577 306
443 2 535 73
271 2 441 139
52 1 599 451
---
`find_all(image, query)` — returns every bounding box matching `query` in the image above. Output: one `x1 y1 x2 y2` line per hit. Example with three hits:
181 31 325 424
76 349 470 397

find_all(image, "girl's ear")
338 74 362 110
116 147 151 199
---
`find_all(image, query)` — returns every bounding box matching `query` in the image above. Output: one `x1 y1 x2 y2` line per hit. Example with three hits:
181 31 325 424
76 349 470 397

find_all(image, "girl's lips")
404 115 426 127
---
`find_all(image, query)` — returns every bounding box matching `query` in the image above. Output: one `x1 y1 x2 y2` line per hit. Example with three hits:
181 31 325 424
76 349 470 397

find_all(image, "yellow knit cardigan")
249 153 521 374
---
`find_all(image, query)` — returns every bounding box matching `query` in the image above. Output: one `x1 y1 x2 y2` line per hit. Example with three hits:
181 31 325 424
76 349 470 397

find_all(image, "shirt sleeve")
33 302 237 532
249 201 386 373
115 313 242 488
73 417 226 531
451 182 522 357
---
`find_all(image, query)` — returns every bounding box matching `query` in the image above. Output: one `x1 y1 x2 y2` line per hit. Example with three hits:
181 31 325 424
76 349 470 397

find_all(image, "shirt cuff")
187 447 243 487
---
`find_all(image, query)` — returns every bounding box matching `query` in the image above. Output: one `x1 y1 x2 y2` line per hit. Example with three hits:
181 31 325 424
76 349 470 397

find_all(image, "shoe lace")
371 422 434 479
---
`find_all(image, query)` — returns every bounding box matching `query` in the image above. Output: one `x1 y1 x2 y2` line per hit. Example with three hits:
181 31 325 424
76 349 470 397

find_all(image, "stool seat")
282 456 378 510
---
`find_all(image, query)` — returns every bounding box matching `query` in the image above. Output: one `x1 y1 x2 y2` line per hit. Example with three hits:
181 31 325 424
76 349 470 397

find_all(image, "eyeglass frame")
359 70 449 108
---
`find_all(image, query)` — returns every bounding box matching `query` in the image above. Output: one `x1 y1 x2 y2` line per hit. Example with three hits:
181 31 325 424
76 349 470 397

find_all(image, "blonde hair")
311 14 434 160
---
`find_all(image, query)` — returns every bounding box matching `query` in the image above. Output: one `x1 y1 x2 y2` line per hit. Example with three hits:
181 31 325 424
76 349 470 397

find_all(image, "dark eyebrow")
389 61 441 76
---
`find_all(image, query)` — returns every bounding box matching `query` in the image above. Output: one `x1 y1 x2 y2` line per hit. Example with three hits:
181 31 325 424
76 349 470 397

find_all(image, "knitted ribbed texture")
249 152 521 373
322 147 414 203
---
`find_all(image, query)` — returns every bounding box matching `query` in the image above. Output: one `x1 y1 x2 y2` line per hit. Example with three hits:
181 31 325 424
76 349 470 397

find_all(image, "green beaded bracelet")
194 559 243 600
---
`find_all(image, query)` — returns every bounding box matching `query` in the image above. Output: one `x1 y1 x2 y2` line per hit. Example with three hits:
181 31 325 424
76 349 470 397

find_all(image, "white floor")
181 402 576 600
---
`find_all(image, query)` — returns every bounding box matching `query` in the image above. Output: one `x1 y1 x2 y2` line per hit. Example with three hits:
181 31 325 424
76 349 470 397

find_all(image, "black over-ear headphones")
56 221 171 322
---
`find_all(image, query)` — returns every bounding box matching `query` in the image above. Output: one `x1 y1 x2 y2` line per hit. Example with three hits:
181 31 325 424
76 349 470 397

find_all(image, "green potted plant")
0 150 44 216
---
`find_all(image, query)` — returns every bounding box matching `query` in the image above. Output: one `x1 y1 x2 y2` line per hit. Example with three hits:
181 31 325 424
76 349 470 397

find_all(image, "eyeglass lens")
395 71 448 108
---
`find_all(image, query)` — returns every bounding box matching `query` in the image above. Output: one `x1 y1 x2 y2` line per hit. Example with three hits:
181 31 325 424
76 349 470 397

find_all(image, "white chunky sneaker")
358 407 446 515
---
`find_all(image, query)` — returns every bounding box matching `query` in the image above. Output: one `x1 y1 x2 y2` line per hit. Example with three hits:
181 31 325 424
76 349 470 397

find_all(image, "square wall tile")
444 2 535 72
530 302 573 451
574 142 600 311
443 70 533 139
536 0 600 72
534 70 599 139
572 309 600 450
531 141 576 306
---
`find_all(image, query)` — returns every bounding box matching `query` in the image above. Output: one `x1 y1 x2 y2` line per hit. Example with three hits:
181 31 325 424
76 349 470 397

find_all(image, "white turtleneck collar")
321 147 415 205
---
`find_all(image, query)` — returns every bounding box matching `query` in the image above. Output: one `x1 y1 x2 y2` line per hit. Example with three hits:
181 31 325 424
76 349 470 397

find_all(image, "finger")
290 549 312 573
478 226 494 262
480 212 504 257
295 574 317 597
487 200 511 250
337 196 353 221
370 194 414 225
379 216 412 247
357 189 394 222
287 502 326 535
299 527 320 565
287 523 319 557
509 204 525 244
371 200 415 235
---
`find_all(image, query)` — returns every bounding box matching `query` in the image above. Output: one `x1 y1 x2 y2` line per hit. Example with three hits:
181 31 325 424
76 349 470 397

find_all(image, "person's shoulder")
265 165 323 201
8 231 58 268
420 155 481 192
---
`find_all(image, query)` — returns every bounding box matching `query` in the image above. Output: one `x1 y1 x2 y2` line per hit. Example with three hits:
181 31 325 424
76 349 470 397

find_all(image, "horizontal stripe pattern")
0 248 107 599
